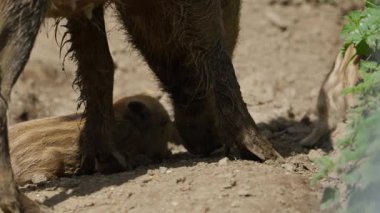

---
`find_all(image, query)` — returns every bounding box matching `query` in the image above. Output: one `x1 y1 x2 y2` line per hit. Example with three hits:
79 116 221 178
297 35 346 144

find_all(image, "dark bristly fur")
0 0 48 212
0 0 280 211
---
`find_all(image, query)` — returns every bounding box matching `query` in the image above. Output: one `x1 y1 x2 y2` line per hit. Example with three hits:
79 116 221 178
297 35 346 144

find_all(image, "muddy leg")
0 0 48 212
116 1 279 160
66 7 126 173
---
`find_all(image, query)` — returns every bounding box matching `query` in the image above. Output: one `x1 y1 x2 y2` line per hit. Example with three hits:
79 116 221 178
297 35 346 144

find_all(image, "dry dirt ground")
6 0 362 212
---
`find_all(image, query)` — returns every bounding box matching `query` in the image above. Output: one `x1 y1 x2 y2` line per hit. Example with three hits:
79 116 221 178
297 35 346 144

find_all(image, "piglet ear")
128 101 151 121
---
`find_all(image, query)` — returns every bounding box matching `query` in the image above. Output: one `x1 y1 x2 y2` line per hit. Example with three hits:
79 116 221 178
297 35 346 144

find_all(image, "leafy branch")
314 1 380 212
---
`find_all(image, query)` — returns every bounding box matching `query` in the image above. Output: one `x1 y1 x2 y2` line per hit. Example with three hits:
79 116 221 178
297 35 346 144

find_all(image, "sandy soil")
6 0 362 212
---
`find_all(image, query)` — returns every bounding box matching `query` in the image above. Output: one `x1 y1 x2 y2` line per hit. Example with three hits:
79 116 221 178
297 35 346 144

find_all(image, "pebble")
34 194 48 203
218 157 229 166
265 10 290 31
147 170 155 176
66 189 74 195
180 186 191 191
281 163 295 172
31 174 48 184
238 189 252 197
127 192 134 198
176 177 186 184
159 166 168 174
141 176 152 184
307 149 324 161
223 179 237 189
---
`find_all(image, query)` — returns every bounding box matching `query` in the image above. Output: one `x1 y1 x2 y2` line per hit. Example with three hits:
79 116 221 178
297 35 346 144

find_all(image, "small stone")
31 174 48 184
308 149 324 161
218 157 229 166
83 202 95 207
176 177 186 184
159 166 168 174
141 176 152 184
147 170 155 176
34 194 48 203
281 163 295 172
219 193 229 198
180 186 191 191
66 189 74 195
265 10 290 31
238 189 252 197
127 192 134 198
223 179 237 189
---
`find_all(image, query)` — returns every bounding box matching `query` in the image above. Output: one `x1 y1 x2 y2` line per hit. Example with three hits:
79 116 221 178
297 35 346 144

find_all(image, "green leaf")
366 0 380 8
320 4 380 212
311 157 336 185
356 40 372 57
321 187 340 209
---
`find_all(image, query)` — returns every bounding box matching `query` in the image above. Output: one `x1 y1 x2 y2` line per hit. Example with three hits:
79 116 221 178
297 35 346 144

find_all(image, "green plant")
341 1 380 56
315 1 380 212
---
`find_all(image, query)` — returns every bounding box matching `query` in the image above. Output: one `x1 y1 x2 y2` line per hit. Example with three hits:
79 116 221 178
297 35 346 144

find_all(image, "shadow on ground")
257 116 333 157
20 154 218 207
20 116 333 207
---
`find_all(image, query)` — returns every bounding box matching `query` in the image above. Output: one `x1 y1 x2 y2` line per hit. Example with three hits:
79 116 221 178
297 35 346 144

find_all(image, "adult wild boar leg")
0 0 48 212
221 0 241 56
66 7 126 173
218 0 279 159
116 1 279 160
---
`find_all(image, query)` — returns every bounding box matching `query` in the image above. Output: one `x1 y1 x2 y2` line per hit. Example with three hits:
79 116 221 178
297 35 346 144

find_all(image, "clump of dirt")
8 0 361 212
